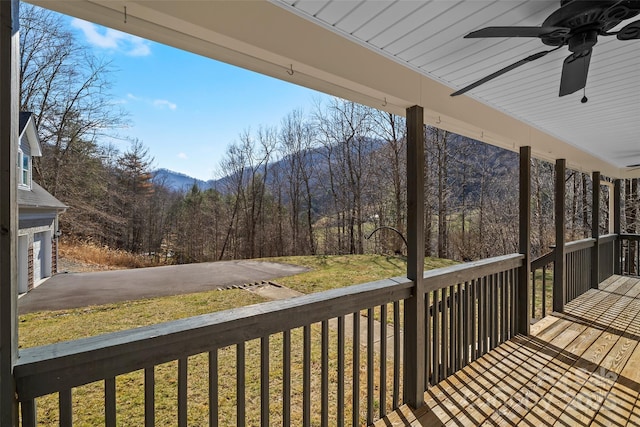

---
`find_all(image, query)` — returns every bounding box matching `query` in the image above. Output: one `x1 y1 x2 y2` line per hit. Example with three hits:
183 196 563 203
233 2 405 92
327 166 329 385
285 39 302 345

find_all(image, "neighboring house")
17 112 67 294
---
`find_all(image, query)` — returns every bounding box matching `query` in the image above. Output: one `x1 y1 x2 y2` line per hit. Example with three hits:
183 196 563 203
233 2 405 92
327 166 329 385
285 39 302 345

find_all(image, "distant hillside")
152 168 214 192
153 136 518 198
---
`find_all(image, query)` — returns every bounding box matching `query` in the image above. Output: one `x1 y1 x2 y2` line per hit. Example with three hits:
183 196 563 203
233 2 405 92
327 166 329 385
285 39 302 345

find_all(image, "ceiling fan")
451 0 640 99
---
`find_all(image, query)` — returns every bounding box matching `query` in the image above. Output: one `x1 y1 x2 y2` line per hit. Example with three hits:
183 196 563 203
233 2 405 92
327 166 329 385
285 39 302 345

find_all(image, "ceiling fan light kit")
451 0 640 99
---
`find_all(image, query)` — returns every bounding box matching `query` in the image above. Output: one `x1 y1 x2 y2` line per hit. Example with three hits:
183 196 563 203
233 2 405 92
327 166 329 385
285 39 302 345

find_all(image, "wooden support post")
553 159 566 313
614 179 621 275
403 105 425 408
591 171 600 288
0 0 19 425
517 146 531 335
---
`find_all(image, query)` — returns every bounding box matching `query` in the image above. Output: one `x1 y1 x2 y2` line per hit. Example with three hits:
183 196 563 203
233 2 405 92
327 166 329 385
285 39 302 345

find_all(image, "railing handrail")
565 237 596 254
531 251 554 270
421 253 524 294
531 236 616 270
599 234 617 244
620 233 640 241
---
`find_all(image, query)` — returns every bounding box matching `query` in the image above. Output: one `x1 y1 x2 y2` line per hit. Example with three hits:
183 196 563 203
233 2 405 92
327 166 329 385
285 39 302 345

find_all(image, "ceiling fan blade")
465 26 569 38
559 49 592 97
451 49 556 97
617 19 640 40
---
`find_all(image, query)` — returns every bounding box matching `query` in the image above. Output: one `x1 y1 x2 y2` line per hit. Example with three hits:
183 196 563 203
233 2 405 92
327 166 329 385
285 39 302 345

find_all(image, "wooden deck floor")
375 274 640 426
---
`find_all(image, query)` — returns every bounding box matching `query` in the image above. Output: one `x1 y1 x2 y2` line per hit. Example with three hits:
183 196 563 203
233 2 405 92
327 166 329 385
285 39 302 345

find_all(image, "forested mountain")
153 169 214 192
20 3 640 266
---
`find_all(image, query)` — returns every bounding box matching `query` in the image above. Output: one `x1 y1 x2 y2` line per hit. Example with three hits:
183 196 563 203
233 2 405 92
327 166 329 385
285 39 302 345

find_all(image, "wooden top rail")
620 234 640 241
531 235 616 270
565 238 596 254
15 276 413 400
421 253 524 294
531 251 554 270
599 234 617 244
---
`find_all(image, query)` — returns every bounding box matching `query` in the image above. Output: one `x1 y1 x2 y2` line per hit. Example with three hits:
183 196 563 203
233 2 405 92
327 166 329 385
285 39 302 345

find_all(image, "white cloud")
178 152 188 160
71 19 151 57
126 94 177 111
153 99 177 110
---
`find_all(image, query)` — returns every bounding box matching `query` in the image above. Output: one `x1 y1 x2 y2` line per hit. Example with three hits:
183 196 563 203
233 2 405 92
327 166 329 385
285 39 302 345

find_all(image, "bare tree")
279 109 317 255
372 111 406 254
20 4 127 197
315 98 375 254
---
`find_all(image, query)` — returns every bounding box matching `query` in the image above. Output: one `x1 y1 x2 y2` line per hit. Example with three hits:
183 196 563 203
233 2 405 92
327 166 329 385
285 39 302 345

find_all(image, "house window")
19 150 30 188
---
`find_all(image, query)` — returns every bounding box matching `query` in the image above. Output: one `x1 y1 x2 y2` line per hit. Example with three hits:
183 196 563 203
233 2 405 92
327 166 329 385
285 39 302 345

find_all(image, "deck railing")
564 238 595 302
598 234 616 281
620 233 640 276
530 234 618 321
422 254 522 387
15 254 523 427
530 250 554 320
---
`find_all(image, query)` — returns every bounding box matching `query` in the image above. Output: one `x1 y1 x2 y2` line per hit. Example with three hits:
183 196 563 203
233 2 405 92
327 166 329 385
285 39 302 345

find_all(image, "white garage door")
32 234 42 282
33 232 51 283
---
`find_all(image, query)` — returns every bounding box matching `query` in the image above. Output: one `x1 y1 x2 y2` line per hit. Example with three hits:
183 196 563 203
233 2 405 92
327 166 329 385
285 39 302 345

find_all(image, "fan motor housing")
568 29 599 52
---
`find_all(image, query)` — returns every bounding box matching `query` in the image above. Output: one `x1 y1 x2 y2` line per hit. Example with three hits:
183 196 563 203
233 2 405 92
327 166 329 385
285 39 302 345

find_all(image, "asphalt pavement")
18 260 309 314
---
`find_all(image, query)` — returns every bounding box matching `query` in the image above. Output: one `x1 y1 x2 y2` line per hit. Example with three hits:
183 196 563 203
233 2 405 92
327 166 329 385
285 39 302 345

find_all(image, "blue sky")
69 18 327 181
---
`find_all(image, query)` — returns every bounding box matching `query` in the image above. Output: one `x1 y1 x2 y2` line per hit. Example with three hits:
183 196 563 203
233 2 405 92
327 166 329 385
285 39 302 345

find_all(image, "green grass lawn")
268 254 457 294
18 254 457 426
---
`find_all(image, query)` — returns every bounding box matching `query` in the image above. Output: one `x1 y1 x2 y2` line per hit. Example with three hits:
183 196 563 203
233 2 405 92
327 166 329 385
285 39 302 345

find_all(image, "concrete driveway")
18 260 309 314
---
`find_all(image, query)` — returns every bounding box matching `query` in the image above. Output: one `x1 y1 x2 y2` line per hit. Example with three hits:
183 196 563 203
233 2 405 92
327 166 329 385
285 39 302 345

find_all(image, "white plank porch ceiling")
275 0 640 171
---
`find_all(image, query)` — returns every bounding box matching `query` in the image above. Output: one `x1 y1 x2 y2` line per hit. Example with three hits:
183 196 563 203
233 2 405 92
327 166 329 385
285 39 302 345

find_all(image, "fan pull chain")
581 51 588 104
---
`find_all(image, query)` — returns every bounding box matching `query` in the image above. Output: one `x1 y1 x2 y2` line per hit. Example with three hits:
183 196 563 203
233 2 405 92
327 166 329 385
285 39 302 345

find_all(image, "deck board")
373 275 640 426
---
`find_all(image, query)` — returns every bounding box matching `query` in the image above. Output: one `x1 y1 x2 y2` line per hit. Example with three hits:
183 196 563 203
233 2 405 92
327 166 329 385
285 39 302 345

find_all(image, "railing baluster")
21 399 36 427
441 287 449 380
321 321 329 427
457 283 463 372
178 357 187 427
542 266 547 318
392 301 400 408
511 268 517 338
303 325 311 427
497 273 502 342
209 351 217 427
449 285 457 375
484 276 490 353
105 377 116 427
283 330 291 427
491 274 498 349
380 304 387 419
470 279 477 361
59 388 72 427
432 288 440 383
531 270 536 319
145 367 155 427
479 277 485 353
337 316 345 427
367 307 374 425
236 344 245 427
425 292 431 387
504 273 510 339
261 336 270 427
463 283 470 367
352 312 360 427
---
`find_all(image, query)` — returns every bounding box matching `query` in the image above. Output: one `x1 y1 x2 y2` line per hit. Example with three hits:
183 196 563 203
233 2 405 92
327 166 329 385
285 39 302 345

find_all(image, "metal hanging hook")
286 64 294 76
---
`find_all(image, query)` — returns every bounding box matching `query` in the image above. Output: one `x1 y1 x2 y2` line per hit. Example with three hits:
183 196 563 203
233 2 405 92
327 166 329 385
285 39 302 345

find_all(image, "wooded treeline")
20 4 640 265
